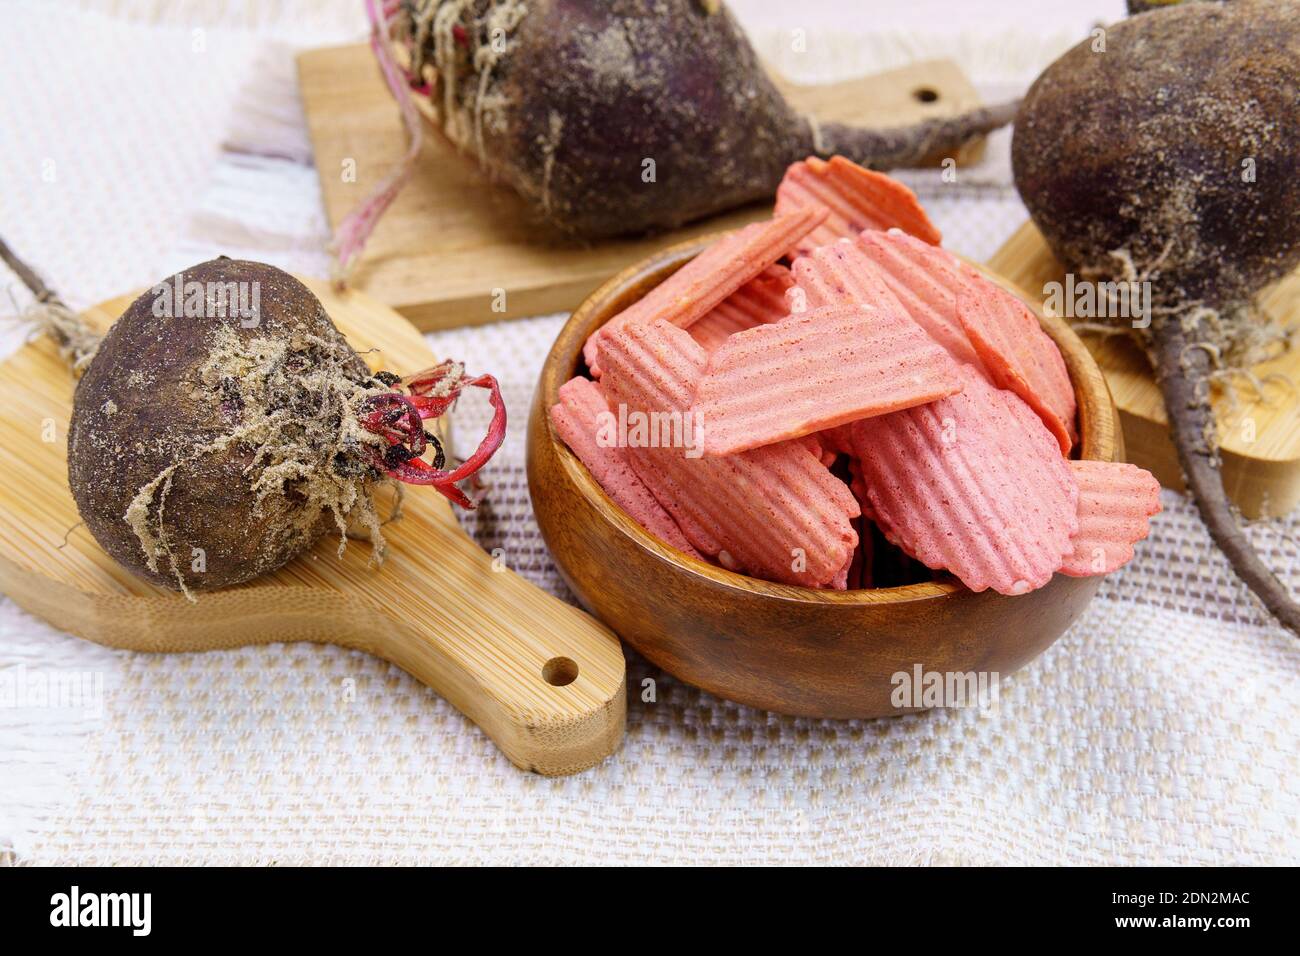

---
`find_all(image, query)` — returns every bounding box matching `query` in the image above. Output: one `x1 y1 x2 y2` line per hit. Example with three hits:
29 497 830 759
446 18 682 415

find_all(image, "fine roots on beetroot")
121 323 396 592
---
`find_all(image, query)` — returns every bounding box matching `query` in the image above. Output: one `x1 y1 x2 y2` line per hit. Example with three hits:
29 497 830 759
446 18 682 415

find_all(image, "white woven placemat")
2 0 1297 866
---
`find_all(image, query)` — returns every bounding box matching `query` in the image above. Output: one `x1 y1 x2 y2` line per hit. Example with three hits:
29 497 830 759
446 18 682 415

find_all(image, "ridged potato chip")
584 209 824 374
776 155 942 254
550 376 702 557
689 265 793 353
958 283 1078 455
599 320 860 587
1060 460 1162 576
854 230 987 371
844 367 1078 595
692 304 963 456
789 238 907 317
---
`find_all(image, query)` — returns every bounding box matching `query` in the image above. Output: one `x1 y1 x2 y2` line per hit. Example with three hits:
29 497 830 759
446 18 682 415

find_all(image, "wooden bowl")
527 236 1122 718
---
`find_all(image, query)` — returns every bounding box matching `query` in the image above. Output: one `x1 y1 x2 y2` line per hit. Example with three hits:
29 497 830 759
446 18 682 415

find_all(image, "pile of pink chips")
551 155 1162 594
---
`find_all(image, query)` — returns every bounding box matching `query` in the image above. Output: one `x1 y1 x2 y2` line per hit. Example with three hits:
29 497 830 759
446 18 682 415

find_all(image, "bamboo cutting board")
298 42 987 330
989 221 1300 518
0 283 626 775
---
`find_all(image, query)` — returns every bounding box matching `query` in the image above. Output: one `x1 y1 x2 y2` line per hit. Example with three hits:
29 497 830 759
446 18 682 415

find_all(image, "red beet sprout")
358 362 507 509
329 0 422 285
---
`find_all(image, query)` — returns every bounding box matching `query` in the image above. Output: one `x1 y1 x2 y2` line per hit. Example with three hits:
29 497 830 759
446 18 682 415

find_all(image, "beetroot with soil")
333 0 1019 273
1012 0 1300 634
46 257 504 594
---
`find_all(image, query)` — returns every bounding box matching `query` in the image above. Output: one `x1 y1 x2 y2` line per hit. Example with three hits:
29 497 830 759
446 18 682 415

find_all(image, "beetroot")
1013 0 1300 634
0 242 503 595
334 0 1018 273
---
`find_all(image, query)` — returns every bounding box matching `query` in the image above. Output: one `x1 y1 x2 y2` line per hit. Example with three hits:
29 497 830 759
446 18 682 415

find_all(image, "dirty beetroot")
551 156 1162 595
1012 0 1300 634
66 259 504 596
330 0 1020 277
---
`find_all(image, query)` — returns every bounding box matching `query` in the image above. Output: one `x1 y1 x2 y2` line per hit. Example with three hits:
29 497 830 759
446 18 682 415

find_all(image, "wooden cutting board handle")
0 281 626 775
340 496 630 776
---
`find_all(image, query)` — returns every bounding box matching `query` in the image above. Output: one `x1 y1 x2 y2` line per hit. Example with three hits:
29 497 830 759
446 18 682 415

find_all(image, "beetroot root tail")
813 99 1020 170
1153 321 1300 637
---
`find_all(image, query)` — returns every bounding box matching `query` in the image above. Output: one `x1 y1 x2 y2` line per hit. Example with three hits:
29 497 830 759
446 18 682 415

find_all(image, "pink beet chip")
853 230 988 372
776 156 942 255
599 319 859 588
689 264 793 354
789 238 908 318
843 367 1079 595
691 304 964 456
1060 460 1162 576
583 209 825 375
958 282 1078 455
828 548 853 590
550 377 701 557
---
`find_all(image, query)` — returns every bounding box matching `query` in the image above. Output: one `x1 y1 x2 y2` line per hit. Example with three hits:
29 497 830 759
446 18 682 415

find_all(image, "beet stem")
329 0 423 287
0 233 100 370
1154 320 1300 637
360 365 507 509
0 234 63 307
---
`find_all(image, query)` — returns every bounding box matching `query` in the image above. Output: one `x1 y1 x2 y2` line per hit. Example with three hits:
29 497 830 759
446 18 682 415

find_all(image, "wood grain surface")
0 282 626 775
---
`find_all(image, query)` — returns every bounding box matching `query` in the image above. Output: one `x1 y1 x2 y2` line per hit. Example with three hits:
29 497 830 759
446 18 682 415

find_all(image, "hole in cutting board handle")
912 87 940 104
542 656 579 686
